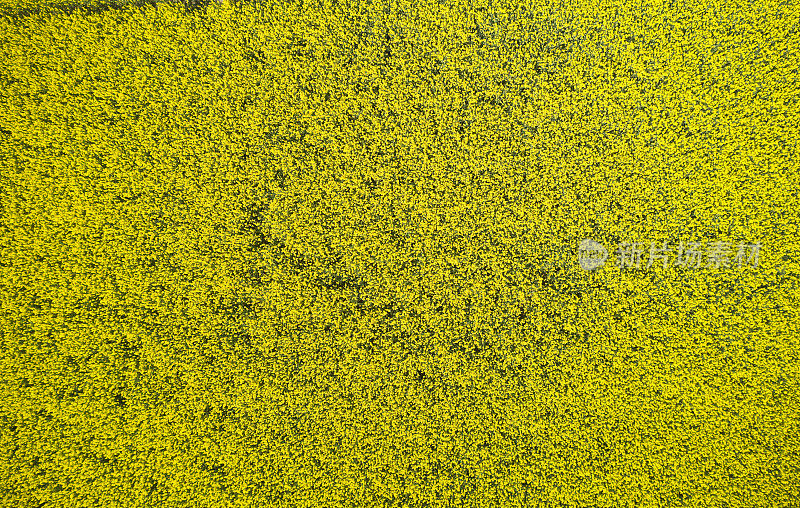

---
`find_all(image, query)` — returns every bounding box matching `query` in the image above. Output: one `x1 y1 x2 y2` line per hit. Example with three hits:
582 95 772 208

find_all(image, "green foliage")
1 0 798 505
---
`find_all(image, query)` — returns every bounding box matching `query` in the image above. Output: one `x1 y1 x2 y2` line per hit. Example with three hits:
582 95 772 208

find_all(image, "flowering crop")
1 0 798 506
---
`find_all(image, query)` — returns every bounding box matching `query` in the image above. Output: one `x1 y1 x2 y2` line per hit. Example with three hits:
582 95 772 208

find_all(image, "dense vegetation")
1 0 798 505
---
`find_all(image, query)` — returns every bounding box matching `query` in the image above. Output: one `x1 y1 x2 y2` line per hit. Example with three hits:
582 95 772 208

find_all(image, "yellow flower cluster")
1 0 798 505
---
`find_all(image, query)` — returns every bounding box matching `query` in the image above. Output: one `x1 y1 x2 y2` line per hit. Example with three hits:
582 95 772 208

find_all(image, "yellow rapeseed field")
1 0 798 505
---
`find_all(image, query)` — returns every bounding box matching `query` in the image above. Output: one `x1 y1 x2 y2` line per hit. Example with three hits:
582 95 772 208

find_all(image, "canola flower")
0 0 798 506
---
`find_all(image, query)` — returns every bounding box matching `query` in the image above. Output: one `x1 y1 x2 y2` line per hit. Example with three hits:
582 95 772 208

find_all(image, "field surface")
1 0 799 506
